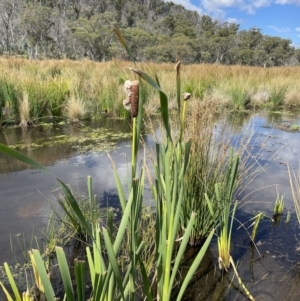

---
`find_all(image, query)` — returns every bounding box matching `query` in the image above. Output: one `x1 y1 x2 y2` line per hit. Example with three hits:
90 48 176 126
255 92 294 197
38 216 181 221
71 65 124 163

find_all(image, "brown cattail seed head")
123 80 139 117
183 92 191 101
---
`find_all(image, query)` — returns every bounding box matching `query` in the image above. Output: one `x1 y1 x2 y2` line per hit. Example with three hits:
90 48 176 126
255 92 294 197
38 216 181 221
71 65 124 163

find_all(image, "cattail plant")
123 80 139 118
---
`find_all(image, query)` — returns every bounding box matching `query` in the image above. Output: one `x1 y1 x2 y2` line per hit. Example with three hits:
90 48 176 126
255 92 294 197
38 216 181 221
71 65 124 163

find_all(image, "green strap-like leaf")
176 228 215 301
102 228 126 300
56 247 75 301
74 260 86 301
113 27 135 63
32 250 56 301
0 143 51 176
0 281 14 301
3 263 21 301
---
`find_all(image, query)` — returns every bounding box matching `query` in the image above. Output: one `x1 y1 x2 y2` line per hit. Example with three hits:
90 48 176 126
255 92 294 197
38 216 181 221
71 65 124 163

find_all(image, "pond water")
0 111 300 300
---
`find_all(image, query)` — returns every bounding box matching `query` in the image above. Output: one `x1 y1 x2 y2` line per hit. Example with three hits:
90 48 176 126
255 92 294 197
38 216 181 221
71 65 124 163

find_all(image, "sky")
168 0 300 48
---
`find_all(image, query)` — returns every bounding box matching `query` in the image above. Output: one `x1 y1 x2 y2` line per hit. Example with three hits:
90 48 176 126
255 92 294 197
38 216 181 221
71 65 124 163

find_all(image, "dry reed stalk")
288 165 300 224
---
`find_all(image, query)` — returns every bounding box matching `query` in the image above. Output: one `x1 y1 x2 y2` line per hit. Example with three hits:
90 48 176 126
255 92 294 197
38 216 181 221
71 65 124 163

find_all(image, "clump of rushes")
205 149 239 271
273 194 284 217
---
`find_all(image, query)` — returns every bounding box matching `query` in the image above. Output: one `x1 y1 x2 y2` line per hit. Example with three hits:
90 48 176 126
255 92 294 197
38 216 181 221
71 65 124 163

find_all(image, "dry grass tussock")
250 90 270 106
284 88 300 107
19 91 31 127
65 95 86 122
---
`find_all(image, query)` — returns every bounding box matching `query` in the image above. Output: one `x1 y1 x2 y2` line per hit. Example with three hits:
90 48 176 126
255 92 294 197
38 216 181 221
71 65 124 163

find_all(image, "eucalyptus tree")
208 22 239 63
261 35 294 66
0 0 24 55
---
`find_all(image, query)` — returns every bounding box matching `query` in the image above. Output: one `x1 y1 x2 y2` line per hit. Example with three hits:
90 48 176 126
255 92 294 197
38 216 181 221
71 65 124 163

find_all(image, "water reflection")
0 112 300 300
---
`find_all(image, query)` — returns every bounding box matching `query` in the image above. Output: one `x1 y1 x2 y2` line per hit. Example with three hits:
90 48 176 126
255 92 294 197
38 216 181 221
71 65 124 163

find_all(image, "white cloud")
241 0 272 14
267 25 291 32
165 0 203 14
198 0 299 17
275 0 300 5
198 0 272 18
226 17 242 24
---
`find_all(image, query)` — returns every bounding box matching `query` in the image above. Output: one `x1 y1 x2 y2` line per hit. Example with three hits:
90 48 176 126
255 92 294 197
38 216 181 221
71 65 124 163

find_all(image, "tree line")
0 0 299 66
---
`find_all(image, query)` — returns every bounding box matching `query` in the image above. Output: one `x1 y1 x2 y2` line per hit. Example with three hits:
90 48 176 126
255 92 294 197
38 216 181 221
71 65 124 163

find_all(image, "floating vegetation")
7 127 132 153
274 122 300 132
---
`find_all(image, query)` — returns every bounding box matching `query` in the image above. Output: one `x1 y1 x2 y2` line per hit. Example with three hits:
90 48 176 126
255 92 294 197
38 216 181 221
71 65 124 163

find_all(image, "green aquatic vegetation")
270 85 288 108
273 194 284 216
251 212 264 241
228 84 249 110
290 124 300 132
7 128 132 153
205 150 239 271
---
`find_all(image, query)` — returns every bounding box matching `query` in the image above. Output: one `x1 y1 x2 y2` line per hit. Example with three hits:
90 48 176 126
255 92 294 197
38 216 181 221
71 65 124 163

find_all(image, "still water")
0 112 300 300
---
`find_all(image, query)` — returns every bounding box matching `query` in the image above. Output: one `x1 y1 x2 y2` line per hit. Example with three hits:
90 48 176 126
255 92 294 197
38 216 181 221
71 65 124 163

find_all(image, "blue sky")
169 0 300 48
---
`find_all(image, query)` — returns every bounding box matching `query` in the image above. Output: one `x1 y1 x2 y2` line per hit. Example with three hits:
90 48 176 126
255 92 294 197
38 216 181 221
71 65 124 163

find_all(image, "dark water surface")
1 112 300 300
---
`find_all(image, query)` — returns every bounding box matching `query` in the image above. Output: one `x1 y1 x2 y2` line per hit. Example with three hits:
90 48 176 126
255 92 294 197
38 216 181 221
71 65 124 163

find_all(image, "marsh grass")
269 85 288 108
227 83 250 110
1 58 300 126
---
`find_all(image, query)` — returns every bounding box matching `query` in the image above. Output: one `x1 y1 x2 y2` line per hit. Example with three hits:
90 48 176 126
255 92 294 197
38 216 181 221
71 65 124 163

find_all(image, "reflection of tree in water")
226 111 252 133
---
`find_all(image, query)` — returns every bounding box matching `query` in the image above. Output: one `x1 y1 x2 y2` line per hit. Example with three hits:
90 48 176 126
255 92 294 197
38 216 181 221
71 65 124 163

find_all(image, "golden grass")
0 58 300 123
65 94 86 122
19 91 31 127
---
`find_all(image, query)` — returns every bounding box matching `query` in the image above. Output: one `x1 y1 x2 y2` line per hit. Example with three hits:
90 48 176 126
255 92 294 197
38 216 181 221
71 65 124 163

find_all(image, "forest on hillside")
0 0 299 66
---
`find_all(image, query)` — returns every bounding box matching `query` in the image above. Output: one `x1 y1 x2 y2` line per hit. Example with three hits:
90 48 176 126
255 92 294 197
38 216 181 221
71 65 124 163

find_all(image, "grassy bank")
0 58 300 126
